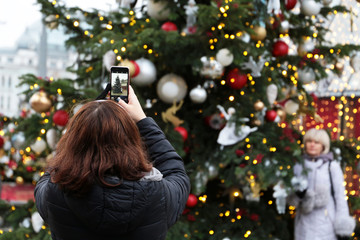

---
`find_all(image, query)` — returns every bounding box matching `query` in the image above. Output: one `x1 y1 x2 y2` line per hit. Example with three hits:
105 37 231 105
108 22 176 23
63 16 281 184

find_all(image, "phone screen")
110 67 129 102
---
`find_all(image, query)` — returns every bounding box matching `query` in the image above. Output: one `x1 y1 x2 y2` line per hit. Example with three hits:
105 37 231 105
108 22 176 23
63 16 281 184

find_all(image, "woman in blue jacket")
34 86 191 240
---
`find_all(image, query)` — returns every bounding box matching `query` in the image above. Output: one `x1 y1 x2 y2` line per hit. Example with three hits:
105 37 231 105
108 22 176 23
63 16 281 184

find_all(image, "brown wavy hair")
47 100 152 196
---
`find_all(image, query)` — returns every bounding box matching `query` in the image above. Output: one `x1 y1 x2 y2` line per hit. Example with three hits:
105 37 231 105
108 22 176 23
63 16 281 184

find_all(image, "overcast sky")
0 0 118 48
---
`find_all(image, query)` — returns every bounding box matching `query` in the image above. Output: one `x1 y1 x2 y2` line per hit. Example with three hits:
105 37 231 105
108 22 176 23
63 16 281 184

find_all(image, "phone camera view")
111 72 128 97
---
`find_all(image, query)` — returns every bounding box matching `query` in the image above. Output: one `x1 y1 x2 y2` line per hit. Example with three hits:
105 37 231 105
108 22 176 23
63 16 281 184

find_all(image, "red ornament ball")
265 110 278 122
272 40 289 57
285 0 297 10
26 166 34 172
161 21 178 32
0 136 4 148
53 110 69 126
226 68 248 90
174 126 188 141
131 60 140 78
186 194 198 208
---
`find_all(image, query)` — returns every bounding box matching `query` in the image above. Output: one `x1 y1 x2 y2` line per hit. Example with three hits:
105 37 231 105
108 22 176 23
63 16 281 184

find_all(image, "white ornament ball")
31 138 47 154
46 128 58 150
189 85 207 104
298 68 316 84
103 50 116 72
284 100 299 114
157 73 187 104
31 212 44 233
301 0 322 16
11 132 26 149
147 0 170 21
131 58 157 86
216 48 234 67
350 53 360 72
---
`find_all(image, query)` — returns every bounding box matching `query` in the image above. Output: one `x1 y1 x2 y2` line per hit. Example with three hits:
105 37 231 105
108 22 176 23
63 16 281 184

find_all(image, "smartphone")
110 66 130 103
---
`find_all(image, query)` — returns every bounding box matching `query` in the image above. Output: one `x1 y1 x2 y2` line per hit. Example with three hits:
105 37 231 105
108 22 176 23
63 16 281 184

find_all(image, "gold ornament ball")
252 119 262 126
251 26 267 41
16 176 24 185
254 100 265 111
276 108 287 122
29 92 52 113
120 59 136 77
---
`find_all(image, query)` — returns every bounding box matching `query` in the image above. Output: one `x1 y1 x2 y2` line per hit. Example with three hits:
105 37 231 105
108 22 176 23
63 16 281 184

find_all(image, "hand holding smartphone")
110 66 130 103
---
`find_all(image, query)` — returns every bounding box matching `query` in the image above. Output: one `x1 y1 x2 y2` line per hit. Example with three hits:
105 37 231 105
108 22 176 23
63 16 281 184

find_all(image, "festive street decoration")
272 40 289 57
131 58 157 86
147 0 170 20
53 110 69 127
226 68 247 89
29 91 52 113
189 85 207 104
156 73 188 104
161 21 178 32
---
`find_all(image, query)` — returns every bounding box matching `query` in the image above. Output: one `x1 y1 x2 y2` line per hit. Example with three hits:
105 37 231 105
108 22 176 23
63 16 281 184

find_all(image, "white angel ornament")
216 105 258 147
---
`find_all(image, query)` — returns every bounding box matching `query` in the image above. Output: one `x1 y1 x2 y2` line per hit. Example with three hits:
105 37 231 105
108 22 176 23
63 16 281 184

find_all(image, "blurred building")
0 21 76 117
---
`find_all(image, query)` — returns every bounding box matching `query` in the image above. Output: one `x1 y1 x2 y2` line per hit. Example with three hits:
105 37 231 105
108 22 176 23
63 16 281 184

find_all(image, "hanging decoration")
103 50 116 72
53 110 69 127
272 181 288 214
266 83 278 106
297 67 316 84
265 109 278 122
161 21 178 32
29 91 52 113
46 128 59 150
189 85 207 104
174 126 188 141
199 56 224 79
240 56 266 78
205 113 225 130
183 0 198 34
30 138 47 155
285 0 297 10
226 68 248 90
216 48 234 67
300 0 322 16
216 105 258 147
272 40 289 57
156 73 188 104
131 58 157 86
186 193 198 208
267 0 281 15
44 15 59 29
147 0 170 20
161 101 184 127
250 25 267 41
120 59 140 78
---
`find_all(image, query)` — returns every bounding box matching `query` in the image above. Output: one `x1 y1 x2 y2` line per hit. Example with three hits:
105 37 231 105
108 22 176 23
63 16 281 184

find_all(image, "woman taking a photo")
35 86 190 240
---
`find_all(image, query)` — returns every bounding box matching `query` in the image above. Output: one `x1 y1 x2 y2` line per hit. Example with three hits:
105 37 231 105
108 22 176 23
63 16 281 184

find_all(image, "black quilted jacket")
34 117 190 240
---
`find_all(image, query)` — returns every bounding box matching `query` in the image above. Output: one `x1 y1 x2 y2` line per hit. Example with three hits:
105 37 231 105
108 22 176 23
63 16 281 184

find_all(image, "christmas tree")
1 0 360 239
